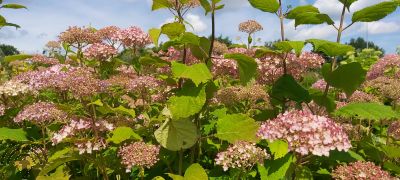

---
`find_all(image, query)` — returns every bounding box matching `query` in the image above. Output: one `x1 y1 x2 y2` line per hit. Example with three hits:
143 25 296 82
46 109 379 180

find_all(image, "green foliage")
149 28 162 47
322 62 366 97
339 0 358 10
107 127 142 144
334 103 400 121
215 113 259 143
248 0 279 13
286 5 334 27
161 22 186 39
268 140 288 159
259 153 296 180
168 83 206 119
154 118 198 151
274 41 305 56
168 163 208 180
346 37 385 55
3 54 32 63
0 44 20 56
171 62 212 86
224 53 258 85
307 39 355 57
0 128 28 141
37 166 70 180
352 1 399 22
271 74 311 103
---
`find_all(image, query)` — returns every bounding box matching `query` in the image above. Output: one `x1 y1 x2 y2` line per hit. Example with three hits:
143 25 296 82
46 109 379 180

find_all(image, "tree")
0 44 20 56
346 37 385 56
210 35 233 46
397 46 400 55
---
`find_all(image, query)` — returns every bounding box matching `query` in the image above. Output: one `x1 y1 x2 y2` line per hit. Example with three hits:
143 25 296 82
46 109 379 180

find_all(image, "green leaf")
1 4 27 9
184 163 208 180
328 150 364 162
248 0 280 13
260 153 296 180
271 74 311 103
152 0 171 10
37 166 70 180
112 106 136 117
168 83 206 119
87 99 103 106
39 156 79 176
268 140 288 159
352 1 398 22
292 13 334 27
224 53 258 85
167 174 184 180
339 0 358 10
48 148 72 162
189 37 210 61
149 28 161 47
307 39 354 56
274 41 305 56
310 90 336 113
295 166 313 180
0 128 28 141
334 103 400 121
322 62 366 97
139 55 170 67
216 114 259 143
286 5 320 19
255 47 280 58
3 54 32 63
154 119 198 151
107 127 142 144
171 62 212 86
0 15 5 25
384 161 400 175
3 22 21 29
381 145 400 159
199 0 211 14
161 22 186 39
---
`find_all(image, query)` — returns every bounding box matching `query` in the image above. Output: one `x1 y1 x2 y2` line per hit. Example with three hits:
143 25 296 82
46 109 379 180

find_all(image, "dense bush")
1 0 400 179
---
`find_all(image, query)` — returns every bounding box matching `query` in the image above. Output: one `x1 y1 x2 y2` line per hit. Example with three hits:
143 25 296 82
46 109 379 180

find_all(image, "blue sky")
1 0 399 53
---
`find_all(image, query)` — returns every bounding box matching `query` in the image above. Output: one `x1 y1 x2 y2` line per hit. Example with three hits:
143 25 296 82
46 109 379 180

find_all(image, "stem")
278 0 285 42
179 149 183 175
207 8 215 65
41 126 48 163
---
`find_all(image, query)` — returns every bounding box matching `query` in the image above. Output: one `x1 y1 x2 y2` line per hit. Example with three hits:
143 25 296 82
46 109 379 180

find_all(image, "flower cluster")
14 102 67 125
96 26 122 44
364 77 400 102
52 118 114 146
0 104 5 116
14 65 105 98
118 141 160 172
213 41 229 55
45 41 61 49
257 53 324 84
119 26 152 48
367 54 400 80
0 80 31 97
347 90 380 103
75 139 107 154
257 110 351 156
211 56 238 78
213 84 270 108
332 161 396 180
215 141 270 171
239 20 263 34
58 26 101 46
167 0 200 10
83 43 118 60
159 47 200 65
311 79 329 91
388 121 400 140
27 55 60 65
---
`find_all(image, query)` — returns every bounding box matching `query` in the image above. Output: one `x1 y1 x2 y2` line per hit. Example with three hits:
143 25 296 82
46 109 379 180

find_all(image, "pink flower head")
118 141 160 172
367 54 400 80
332 161 396 180
58 26 101 46
257 110 351 156
84 43 118 60
14 102 67 125
119 26 152 48
215 141 270 171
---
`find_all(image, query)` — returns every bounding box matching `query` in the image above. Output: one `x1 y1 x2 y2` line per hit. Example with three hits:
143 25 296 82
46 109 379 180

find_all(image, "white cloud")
360 21 400 34
186 13 207 33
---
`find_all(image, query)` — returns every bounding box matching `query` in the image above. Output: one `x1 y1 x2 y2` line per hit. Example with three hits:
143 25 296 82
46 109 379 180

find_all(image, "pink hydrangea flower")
83 43 118 60
332 161 396 180
257 110 351 156
118 141 160 172
14 102 67 125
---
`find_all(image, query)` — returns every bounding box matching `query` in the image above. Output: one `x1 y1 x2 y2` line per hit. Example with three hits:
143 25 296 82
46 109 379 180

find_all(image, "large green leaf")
307 39 354 57
286 5 320 19
216 114 259 143
248 0 280 13
268 140 288 159
149 28 161 47
259 153 296 180
271 74 311 103
37 166 70 180
339 0 358 10
310 89 336 113
292 13 334 27
274 41 305 56
0 128 28 141
107 127 142 144
189 37 210 61
322 62 366 97
154 119 198 151
168 83 206 119
171 62 212 86
184 163 208 180
1 4 27 9
139 55 170 67
39 156 80 176
0 15 5 25
199 0 211 14
352 1 398 22
161 22 186 39
334 103 400 121
152 0 171 10
224 53 258 85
